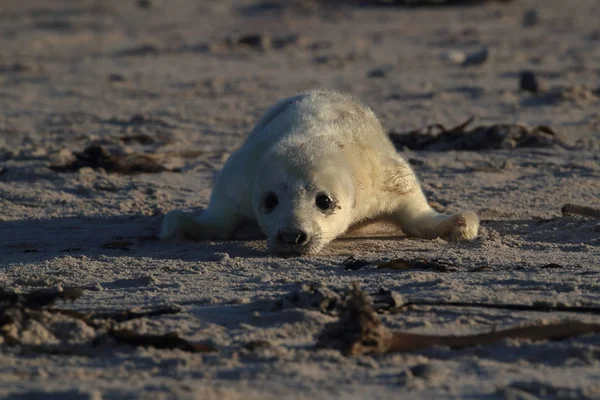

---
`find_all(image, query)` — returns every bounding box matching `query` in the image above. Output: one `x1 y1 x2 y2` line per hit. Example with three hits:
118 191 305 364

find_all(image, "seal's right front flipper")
159 207 242 241
159 210 198 240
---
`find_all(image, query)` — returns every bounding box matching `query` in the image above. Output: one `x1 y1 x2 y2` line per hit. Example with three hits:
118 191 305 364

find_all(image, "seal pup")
160 90 479 255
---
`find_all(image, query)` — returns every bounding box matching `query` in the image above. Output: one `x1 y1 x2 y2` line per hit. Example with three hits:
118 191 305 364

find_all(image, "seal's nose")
277 229 309 246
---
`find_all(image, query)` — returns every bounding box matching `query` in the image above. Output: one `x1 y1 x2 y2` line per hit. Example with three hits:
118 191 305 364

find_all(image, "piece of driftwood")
400 300 600 315
389 118 567 151
316 285 600 356
561 203 600 219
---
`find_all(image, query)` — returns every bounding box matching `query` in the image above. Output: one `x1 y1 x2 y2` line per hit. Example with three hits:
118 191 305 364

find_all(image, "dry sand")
1 0 599 399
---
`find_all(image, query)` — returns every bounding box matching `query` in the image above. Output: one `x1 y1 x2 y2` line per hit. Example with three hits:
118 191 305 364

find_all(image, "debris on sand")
343 256 370 271
367 65 393 78
328 0 514 6
207 33 311 53
316 284 600 356
0 62 44 74
0 286 214 354
522 84 600 106
116 44 160 57
272 284 405 314
377 258 456 272
522 8 540 27
272 284 343 314
95 330 214 353
389 118 568 151
561 204 600 219
49 144 181 174
0 286 83 309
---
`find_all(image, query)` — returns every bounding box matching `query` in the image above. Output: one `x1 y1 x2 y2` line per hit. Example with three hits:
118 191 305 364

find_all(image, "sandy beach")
1 0 599 398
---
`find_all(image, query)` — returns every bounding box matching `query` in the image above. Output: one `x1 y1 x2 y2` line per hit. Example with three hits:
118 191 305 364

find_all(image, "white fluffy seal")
160 90 479 255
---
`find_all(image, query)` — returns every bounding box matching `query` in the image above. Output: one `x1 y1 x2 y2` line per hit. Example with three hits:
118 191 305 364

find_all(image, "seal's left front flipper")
381 157 479 242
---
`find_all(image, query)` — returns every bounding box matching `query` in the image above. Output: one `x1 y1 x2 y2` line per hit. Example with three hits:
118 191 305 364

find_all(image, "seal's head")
253 142 355 255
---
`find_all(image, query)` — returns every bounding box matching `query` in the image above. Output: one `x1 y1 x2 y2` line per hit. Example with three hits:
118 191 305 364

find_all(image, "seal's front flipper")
432 210 479 242
159 208 241 241
388 185 479 242
159 210 198 240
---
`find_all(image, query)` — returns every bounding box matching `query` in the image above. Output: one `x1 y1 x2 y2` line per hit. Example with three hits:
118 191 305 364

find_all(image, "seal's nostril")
296 231 308 245
278 230 309 246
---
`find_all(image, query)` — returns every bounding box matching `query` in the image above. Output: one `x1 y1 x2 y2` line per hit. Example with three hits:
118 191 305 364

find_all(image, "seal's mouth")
267 237 323 257
271 244 313 257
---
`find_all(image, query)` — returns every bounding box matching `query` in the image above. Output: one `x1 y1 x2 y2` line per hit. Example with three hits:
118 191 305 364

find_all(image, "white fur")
160 90 479 254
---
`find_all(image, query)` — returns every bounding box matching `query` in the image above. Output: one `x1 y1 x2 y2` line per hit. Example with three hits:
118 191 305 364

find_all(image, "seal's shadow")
0 214 266 266
3 214 591 268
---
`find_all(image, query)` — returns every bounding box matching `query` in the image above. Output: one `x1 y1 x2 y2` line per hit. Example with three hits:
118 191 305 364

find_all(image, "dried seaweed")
49 144 180 174
274 283 600 318
316 284 600 356
389 118 567 151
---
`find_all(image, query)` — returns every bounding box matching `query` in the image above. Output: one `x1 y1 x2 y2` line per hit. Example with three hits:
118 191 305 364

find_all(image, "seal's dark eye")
263 192 278 213
316 194 332 211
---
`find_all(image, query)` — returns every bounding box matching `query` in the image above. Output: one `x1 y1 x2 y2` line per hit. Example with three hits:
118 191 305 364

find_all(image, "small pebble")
367 65 393 78
520 70 542 93
228 34 272 51
343 256 369 271
462 47 489 66
108 73 126 82
397 369 414 385
523 9 539 27
442 50 466 65
410 363 446 380
502 387 541 400
313 54 345 68
55 148 76 165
